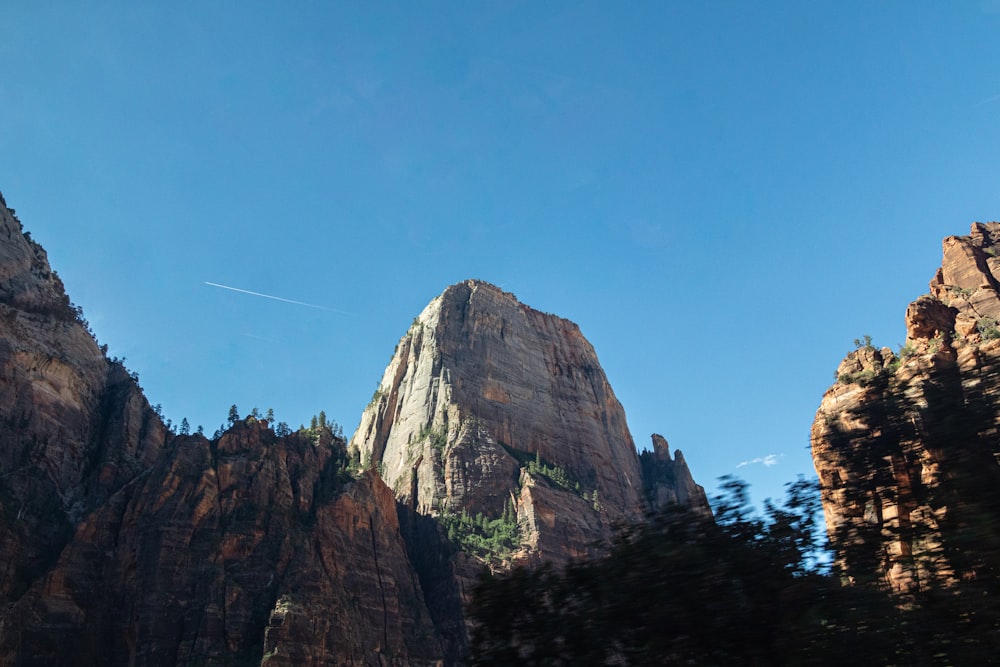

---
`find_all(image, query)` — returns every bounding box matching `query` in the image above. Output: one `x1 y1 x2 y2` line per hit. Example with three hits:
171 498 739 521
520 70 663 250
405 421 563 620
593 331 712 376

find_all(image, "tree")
227 404 239 426
179 417 190 435
310 414 319 430
318 410 327 429
266 407 275 422
196 424 204 436
250 407 261 419
468 478 912 666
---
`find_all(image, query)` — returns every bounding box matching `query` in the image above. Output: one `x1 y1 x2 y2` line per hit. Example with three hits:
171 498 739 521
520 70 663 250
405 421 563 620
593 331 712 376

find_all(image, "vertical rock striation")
812 222 1000 593
1 420 443 666
350 280 708 564
0 194 443 666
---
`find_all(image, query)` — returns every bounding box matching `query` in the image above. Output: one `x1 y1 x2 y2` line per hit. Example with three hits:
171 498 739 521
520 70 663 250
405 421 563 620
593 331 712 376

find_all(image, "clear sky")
2 2 998 508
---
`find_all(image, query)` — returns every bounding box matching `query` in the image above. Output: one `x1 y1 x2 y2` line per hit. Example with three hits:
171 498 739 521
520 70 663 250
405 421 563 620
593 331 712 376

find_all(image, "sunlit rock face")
350 279 708 564
812 222 1000 593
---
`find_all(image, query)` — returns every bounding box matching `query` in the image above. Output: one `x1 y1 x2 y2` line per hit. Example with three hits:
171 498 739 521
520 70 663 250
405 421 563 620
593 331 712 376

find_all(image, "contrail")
204 282 349 314
974 93 1000 107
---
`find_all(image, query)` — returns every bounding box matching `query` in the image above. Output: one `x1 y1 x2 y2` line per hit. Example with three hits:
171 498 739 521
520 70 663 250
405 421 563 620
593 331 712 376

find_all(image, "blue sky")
2 2 999 507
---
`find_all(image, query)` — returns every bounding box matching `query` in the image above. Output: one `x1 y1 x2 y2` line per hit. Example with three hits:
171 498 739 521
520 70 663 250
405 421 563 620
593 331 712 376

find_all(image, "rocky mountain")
350 280 708 565
812 222 1000 593
0 192 707 665
0 195 446 666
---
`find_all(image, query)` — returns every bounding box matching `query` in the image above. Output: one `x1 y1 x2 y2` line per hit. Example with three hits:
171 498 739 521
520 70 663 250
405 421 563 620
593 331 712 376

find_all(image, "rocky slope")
812 222 1000 593
350 280 708 565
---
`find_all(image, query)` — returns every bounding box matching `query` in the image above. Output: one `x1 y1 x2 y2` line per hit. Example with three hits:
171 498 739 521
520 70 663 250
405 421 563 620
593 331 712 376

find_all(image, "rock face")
0 195 167 607
0 192 708 665
812 222 1000 593
0 420 443 666
350 280 708 564
0 195 443 666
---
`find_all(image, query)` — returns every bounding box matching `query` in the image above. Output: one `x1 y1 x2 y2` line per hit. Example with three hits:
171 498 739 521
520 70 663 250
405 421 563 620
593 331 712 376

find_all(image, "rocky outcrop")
350 280 708 567
812 222 1000 593
641 434 711 515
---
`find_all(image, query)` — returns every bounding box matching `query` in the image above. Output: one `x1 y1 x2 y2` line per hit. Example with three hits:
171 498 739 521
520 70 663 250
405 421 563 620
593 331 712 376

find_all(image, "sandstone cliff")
0 191 708 665
1 420 442 666
0 194 167 607
812 222 1000 593
350 280 708 565
0 194 444 666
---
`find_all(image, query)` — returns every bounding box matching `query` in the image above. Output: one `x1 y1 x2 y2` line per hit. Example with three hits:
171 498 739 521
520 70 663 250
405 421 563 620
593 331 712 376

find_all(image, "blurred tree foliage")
467 475 1000 665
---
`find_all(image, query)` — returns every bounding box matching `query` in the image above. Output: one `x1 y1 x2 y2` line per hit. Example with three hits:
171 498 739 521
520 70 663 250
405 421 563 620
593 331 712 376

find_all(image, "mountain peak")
351 280 706 564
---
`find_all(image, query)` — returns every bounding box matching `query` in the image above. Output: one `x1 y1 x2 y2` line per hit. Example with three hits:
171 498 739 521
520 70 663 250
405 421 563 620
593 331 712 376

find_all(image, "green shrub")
418 424 449 450
440 503 520 562
978 317 1000 340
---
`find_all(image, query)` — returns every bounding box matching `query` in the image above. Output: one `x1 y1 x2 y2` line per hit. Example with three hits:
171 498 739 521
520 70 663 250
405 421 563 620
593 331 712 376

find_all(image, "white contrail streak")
204 282 349 313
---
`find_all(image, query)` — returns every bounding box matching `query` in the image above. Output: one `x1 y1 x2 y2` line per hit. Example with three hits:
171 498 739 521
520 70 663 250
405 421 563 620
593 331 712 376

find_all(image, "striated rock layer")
350 280 708 565
1 421 442 667
812 222 1000 593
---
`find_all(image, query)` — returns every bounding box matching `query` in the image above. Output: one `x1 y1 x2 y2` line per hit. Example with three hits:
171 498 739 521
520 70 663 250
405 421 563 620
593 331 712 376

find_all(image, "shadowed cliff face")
350 280 708 565
812 222 1000 593
0 420 443 667
0 197 167 605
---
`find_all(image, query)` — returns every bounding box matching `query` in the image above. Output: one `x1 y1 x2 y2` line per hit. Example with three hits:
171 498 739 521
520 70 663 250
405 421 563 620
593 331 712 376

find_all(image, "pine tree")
266 407 275 422
179 417 190 435
318 410 327 429
227 405 239 425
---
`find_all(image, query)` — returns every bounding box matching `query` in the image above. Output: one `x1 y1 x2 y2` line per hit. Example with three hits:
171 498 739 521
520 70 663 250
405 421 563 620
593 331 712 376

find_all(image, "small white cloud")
737 454 783 468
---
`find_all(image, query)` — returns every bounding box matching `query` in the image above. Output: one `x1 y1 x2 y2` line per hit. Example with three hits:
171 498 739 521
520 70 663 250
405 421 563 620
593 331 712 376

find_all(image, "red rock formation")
350 280 708 567
812 222 1000 593
0 195 166 606
0 195 445 665
0 193 708 665
0 419 443 666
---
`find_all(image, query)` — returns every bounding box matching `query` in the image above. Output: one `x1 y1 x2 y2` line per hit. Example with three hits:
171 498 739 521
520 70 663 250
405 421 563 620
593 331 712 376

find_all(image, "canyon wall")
0 192 708 665
812 223 1000 593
